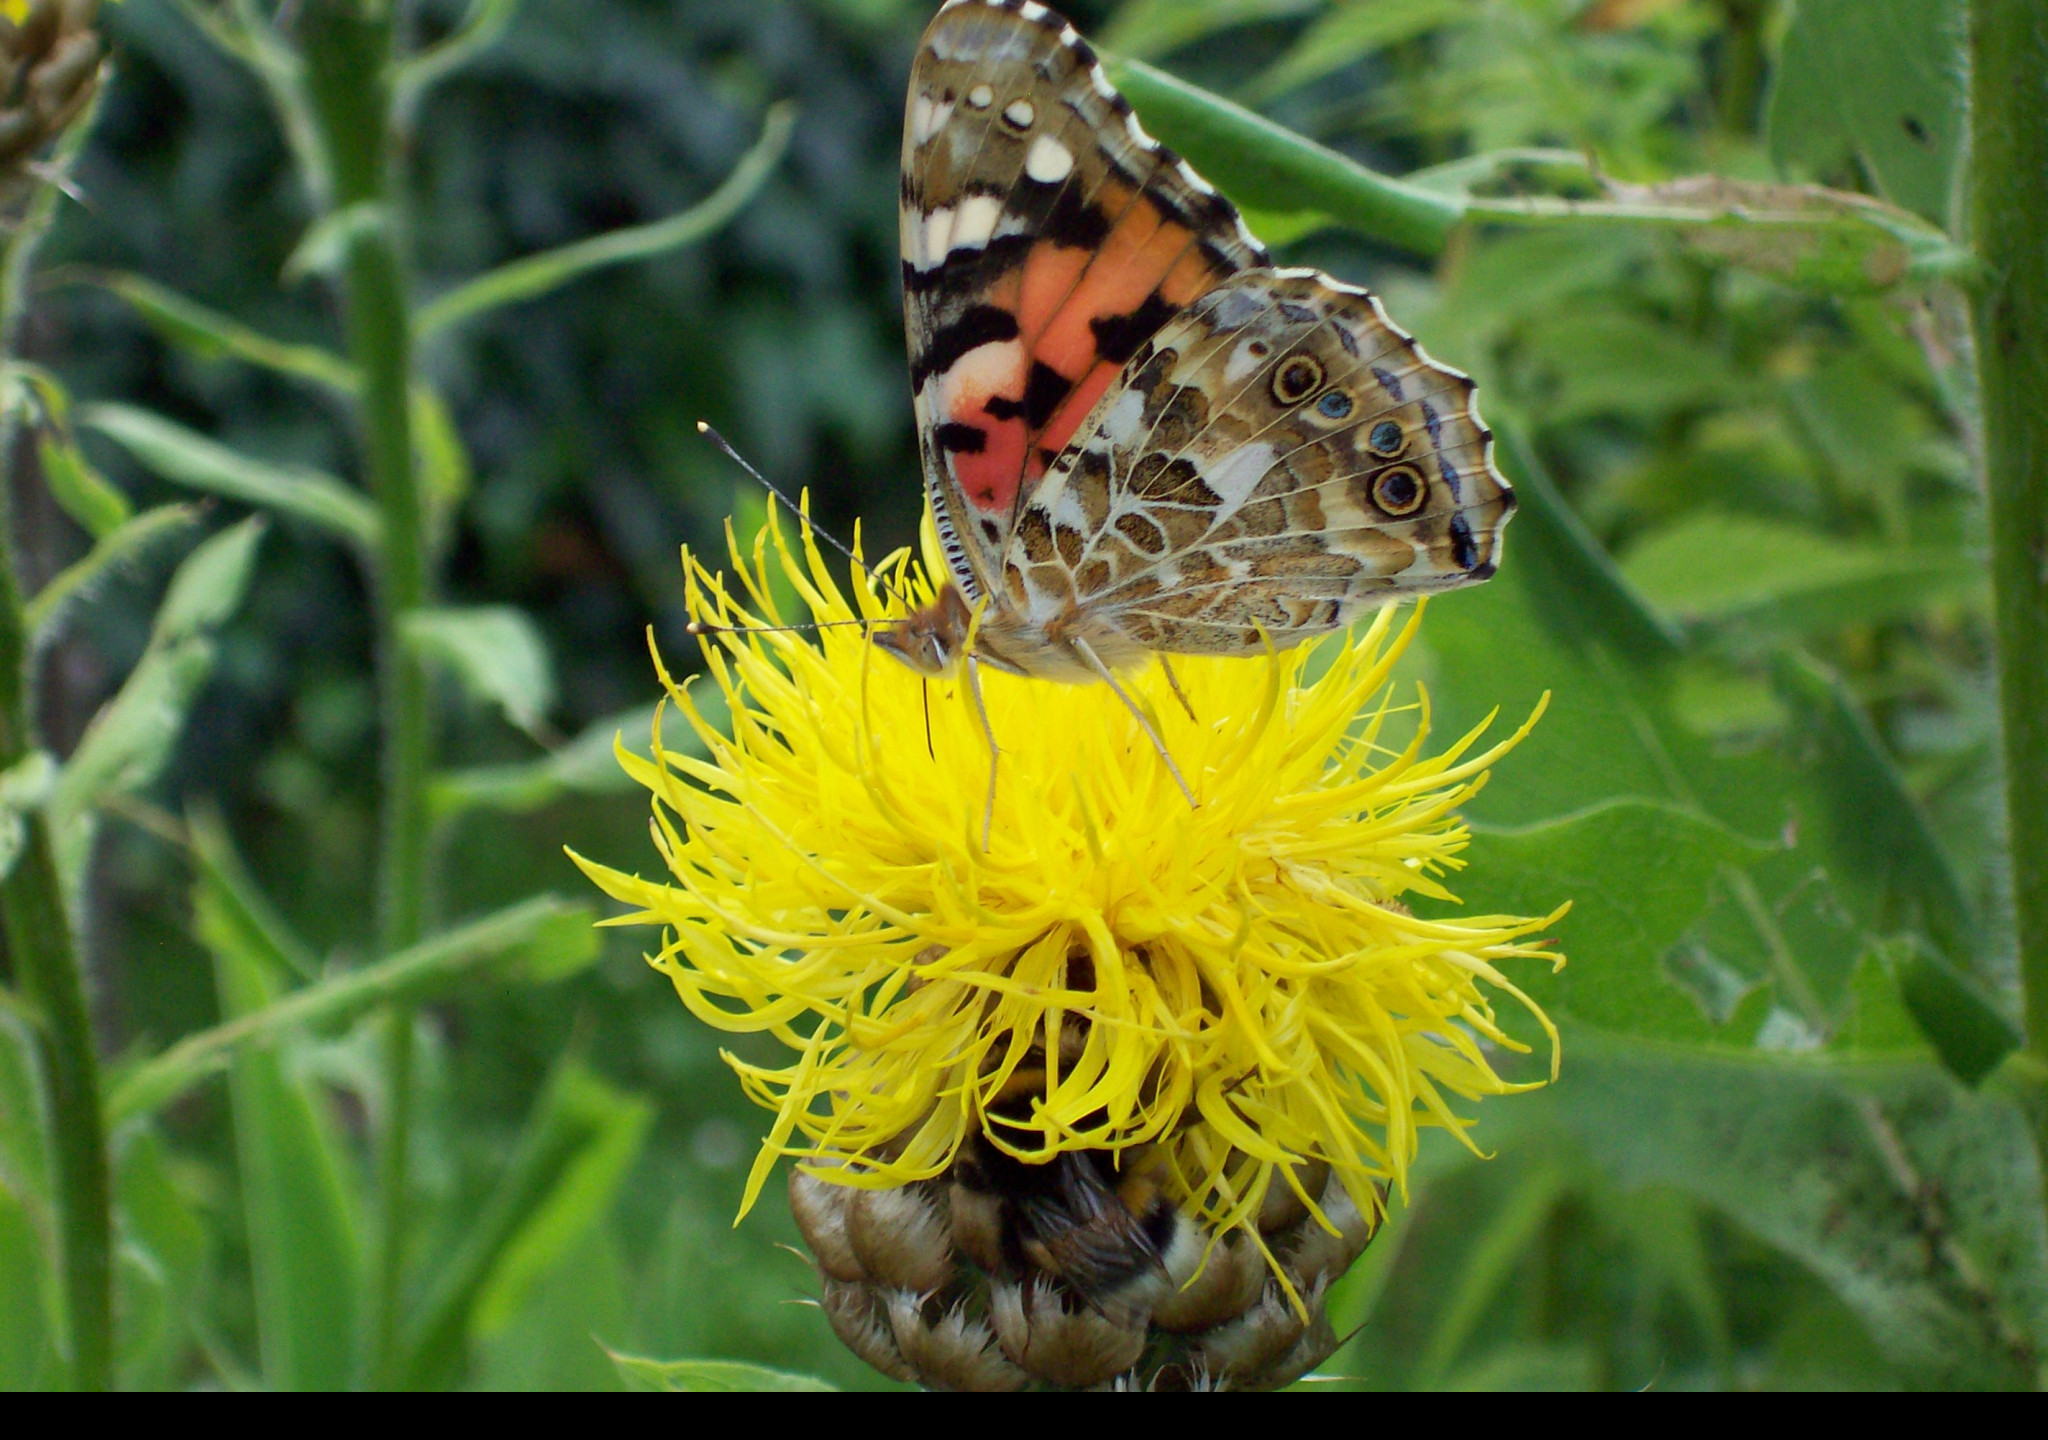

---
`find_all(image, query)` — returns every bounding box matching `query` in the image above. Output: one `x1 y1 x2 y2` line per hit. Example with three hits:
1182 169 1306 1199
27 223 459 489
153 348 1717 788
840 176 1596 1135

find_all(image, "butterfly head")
873 583 977 677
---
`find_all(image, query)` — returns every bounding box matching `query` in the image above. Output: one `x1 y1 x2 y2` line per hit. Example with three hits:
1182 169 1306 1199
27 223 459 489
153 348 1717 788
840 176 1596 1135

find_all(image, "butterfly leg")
1157 656 1198 724
1070 638 1197 809
965 656 1001 851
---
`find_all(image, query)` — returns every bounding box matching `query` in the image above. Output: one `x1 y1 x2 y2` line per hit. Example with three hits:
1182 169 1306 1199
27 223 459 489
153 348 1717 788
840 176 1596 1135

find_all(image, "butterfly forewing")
902 0 1268 602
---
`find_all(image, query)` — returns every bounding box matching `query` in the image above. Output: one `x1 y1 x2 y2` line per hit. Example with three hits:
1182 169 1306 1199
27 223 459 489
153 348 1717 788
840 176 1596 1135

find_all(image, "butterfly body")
885 0 1513 697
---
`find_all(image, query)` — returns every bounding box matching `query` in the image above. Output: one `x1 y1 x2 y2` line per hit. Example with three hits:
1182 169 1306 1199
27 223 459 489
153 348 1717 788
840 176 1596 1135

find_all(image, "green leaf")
83 403 380 548
50 518 267 892
88 271 357 393
1768 652 1978 969
26 505 201 645
1097 0 1319 61
391 0 523 108
1830 945 1934 1060
1766 0 1966 227
1890 941 2020 1086
187 805 321 985
107 894 601 1126
1517 313 1744 423
1413 1165 1570 1386
1454 801 1771 1044
1440 1341 1597 1392
398 1063 652 1389
605 1350 838 1392
1418 429 1685 829
1622 513 1984 638
282 200 390 285
428 691 725 818
0 1185 60 1389
1244 0 1464 104
3 360 73 428
468 1073 649 1333
412 385 472 554
416 102 796 338
0 751 57 884
1415 429 1911 1039
1105 58 1461 258
203 871 365 1392
1547 1035 2048 1388
153 513 267 644
112 1128 210 1390
402 605 557 741
1231 203 1333 249
38 434 132 539
0 1011 61 1388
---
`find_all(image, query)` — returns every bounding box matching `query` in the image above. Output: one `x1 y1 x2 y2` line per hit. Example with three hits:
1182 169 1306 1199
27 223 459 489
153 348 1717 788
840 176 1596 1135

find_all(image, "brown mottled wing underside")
1000 268 1516 655
902 0 1268 602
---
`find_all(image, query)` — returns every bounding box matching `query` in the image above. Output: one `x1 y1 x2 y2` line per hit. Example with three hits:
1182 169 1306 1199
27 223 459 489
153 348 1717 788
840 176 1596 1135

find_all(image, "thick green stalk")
295 0 427 1382
0 142 110 1388
1969 4 2048 1080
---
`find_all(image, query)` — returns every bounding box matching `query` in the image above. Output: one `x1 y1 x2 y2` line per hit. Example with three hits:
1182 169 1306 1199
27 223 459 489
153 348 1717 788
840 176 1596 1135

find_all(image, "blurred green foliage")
0 0 2039 1391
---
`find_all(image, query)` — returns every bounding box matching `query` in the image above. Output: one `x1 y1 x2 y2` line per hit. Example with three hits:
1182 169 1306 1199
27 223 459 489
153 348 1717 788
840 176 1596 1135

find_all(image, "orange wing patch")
940 188 1234 519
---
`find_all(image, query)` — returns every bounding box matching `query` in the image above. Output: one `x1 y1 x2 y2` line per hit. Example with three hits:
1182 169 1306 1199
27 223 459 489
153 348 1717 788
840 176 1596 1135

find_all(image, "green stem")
1969 4 2048 1089
1107 57 1463 257
0 123 111 1389
296 0 428 1384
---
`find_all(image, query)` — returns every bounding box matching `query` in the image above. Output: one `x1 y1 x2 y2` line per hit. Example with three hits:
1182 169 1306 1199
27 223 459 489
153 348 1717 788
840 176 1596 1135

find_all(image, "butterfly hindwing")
1003 269 1515 654
902 0 1268 601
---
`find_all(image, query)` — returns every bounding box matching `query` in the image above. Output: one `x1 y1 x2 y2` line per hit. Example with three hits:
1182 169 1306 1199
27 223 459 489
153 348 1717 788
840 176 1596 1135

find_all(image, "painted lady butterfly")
875 0 1515 807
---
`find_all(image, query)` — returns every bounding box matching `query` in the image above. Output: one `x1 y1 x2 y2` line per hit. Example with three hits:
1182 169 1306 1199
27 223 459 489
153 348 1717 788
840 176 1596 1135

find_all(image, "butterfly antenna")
695 422 914 608
685 617 874 638
922 679 934 760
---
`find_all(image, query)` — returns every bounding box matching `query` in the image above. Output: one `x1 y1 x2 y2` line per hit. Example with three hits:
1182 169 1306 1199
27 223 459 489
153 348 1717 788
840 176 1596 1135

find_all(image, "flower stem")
1969 4 2048 1121
0 131 111 1390
295 0 427 1381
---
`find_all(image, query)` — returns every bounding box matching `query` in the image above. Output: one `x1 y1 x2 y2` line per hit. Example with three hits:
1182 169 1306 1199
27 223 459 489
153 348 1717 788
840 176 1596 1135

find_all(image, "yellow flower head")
574 510 1565 1266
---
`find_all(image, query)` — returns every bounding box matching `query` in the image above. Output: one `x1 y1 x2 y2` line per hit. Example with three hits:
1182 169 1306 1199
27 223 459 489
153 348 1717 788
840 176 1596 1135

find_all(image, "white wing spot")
1097 389 1147 446
1058 25 1080 47
940 339 1026 417
918 207 955 270
1234 215 1263 250
1175 159 1216 196
967 83 994 109
1089 66 1117 100
1020 1 1049 20
912 95 955 146
901 205 923 267
1025 134 1075 183
949 194 1004 251
1123 110 1156 149
1003 97 1036 128
1205 443 1279 508
1223 338 1268 386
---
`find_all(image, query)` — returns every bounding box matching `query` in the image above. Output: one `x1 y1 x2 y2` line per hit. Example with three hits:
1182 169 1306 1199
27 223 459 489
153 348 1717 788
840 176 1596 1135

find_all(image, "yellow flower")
573 510 1566 1289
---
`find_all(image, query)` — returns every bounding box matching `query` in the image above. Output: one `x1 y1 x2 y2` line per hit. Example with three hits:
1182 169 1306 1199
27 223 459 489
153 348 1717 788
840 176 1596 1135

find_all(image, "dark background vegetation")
3 0 2038 1390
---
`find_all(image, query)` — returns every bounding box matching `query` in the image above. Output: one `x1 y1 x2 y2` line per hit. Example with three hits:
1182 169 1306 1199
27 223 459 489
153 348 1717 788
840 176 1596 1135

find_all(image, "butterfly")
867 0 1513 821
